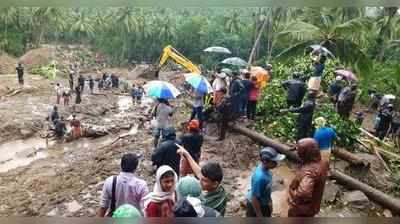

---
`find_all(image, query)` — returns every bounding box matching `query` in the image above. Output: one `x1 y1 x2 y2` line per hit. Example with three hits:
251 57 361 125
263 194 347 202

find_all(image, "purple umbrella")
335 69 358 81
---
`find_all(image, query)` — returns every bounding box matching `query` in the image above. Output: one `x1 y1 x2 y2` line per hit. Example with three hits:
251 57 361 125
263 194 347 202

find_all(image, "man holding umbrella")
184 73 214 129
144 80 181 147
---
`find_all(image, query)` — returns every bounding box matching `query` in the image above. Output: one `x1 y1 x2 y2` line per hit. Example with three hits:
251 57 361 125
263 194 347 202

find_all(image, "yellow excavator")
155 45 201 78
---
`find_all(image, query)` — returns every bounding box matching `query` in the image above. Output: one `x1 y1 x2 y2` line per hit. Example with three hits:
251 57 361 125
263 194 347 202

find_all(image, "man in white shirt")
212 68 227 106
55 83 63 104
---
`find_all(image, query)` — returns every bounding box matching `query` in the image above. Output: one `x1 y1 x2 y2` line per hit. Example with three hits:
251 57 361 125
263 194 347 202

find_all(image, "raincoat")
288 138 328 217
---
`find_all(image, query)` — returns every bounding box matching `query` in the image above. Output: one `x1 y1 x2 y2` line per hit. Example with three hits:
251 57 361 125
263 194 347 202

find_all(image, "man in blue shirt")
246 147 285 217
313 117 337 164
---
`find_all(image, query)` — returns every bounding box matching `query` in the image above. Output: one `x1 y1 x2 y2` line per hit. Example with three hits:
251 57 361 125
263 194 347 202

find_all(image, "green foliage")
31 60 58 79
253 56 361 148
358 60 400 105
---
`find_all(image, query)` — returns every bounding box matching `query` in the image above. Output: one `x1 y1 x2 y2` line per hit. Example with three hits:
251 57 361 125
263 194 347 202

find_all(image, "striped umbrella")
184 73 213 93
143 81 181 99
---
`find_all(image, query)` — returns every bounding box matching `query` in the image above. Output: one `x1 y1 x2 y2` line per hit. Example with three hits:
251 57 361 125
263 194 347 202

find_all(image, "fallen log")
360 138 400 160
359 128 395 149
229 123 299 161
229 123 400 214
230 123 368 167
331 170 400 215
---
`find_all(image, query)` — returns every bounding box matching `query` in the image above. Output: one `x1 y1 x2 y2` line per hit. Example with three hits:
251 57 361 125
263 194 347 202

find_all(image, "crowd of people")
13 47 398 218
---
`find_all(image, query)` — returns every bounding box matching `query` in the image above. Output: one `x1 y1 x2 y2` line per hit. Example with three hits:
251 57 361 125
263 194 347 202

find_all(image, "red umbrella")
335 69 358 81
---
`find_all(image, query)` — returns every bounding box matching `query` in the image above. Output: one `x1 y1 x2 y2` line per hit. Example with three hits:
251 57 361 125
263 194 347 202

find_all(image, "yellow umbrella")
250 66 271 89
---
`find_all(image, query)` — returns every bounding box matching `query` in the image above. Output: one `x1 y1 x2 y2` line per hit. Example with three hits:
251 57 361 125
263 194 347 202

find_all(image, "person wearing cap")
212 67 228 106
282 72 307 107
98 153 149 217
179 119 203 176
280 91 317 140
151 127 181 176
337 83 357 119
288 138 328 217
246 147 285 217
173 196 221 217
313 117 337 164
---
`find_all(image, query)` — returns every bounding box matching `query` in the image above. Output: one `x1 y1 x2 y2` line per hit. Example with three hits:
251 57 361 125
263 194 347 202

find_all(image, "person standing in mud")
70 114 82 139
152 98 174 148
98 153 149 217
216 88 232 141
55 83 63 105
75 86 82 104
78 74 85 92
54 117 67 143
50 106 59 126
246 147 285 217
151 127 181 176
179 119 203 176
282 72 307 107
63 88 71 106
280 91 316 140
16 63 24 85
68 67 75 90
288 138 328 217
89 75 95 94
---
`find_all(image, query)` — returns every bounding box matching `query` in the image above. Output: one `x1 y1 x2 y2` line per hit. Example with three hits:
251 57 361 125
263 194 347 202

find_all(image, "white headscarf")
143 165 178 209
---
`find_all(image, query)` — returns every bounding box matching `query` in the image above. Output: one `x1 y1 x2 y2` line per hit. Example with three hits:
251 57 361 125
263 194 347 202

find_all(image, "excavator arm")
158 45 201 74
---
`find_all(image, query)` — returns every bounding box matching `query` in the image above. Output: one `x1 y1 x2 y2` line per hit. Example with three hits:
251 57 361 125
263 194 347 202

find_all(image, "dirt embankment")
0 53 17 74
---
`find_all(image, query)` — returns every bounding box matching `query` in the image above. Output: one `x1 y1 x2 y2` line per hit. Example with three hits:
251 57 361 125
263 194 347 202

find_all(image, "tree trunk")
331 170 400 215
248 18 267 65
230 123 400 215
229 123 369 166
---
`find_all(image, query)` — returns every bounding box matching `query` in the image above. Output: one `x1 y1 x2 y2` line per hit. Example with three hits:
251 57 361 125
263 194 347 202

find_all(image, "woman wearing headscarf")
143 165 178 217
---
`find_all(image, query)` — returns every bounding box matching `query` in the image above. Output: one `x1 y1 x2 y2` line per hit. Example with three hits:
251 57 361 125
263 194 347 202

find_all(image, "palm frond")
278 21 321 41
275 40 316 59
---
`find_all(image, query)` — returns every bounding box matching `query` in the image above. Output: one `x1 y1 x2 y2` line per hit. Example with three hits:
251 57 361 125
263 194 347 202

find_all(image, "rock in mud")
20 129 34 138
342 190 370 209
323 181 341 204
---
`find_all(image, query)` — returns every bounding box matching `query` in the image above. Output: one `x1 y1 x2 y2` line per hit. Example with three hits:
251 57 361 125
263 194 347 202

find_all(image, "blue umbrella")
184 73 213 93
143 81 181 99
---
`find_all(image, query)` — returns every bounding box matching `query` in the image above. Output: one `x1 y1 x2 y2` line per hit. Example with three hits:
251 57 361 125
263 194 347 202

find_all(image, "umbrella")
250 66 271 89
184 73 213 94
203 46 231 54
310 44 334 58
221 68 232 76
143 80 181 99
335 69 358 81
221 57 249 67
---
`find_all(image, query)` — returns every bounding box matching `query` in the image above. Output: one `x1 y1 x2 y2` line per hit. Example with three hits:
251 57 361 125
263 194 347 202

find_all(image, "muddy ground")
0 72 395 217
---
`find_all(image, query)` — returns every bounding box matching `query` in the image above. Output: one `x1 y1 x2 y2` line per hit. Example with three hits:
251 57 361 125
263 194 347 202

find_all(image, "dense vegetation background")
0 7 399 97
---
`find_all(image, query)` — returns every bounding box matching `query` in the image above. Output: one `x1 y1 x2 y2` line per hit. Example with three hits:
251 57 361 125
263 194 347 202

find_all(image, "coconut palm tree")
69 9 95 44
276 8 373 75
224 10 241 34
0 7 17 51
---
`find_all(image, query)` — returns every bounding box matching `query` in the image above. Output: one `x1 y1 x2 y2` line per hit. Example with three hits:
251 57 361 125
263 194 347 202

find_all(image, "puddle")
0 138 51 172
